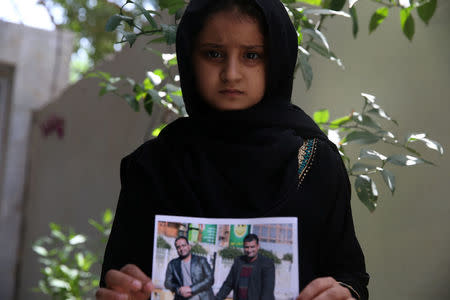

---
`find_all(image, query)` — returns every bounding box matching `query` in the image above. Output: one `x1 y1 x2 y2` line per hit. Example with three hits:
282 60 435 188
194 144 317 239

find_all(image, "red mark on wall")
40 115 65 139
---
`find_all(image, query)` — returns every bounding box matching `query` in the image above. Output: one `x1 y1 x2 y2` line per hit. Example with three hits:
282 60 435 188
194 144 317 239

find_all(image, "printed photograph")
151 215 299 300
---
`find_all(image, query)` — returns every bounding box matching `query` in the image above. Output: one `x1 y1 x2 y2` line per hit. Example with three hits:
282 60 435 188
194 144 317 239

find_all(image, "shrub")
219 247 243 260
156 236 171 250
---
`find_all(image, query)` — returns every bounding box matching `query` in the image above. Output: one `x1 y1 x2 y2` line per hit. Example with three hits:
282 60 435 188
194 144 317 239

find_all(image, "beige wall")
17 2 450 300
16 39 177 300
0 21 73 300
292 1 450 299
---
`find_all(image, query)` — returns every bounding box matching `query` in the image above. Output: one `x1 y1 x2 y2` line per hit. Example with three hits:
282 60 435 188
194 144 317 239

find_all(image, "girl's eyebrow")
199 43 264 49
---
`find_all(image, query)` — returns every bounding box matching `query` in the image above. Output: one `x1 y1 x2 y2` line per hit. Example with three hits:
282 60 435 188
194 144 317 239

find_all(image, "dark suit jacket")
216 254 275 300
165 254 215 300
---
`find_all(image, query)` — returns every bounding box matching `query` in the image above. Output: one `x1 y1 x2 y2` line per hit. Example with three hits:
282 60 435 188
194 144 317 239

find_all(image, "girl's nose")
220 56 242 83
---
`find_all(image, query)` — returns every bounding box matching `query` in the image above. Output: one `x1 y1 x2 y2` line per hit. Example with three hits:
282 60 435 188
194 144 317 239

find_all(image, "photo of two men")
151 216 298 300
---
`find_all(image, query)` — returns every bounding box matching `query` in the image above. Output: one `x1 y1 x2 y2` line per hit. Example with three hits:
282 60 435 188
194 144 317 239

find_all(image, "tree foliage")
32 210 114 300
38 0 124 63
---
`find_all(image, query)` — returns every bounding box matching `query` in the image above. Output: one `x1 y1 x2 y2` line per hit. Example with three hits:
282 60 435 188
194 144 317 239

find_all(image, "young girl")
96 0 369 299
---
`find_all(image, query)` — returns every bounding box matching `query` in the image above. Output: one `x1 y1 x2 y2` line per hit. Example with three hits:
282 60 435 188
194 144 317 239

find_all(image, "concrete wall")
292 2 450 299
0 21 73 300
16 2 450 300
16 38 177 299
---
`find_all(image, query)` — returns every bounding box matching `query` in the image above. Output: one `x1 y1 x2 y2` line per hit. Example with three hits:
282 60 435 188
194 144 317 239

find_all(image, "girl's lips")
219 89 244 95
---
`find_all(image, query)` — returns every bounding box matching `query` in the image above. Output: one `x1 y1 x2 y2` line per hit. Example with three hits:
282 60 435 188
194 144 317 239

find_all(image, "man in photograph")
216 234 275 300
165 236 215 300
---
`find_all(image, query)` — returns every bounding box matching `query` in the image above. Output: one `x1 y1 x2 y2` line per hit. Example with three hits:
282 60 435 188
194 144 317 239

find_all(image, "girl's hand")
96 264 154 300
296 277 355 300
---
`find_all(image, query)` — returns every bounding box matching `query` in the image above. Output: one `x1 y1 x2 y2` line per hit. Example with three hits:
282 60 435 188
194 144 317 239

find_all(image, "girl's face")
193 9 266 111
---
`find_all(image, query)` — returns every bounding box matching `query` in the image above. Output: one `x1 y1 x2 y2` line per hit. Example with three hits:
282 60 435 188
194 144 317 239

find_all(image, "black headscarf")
155 0 329 217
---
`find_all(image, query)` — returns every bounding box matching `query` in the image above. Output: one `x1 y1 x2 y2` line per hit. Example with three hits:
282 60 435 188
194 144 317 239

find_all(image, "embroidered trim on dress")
297 138 317 188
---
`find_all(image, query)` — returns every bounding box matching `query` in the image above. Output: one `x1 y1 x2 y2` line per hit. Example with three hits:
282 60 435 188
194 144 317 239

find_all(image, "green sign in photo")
188 223 199 243
229 224 250 248
201 224 217 244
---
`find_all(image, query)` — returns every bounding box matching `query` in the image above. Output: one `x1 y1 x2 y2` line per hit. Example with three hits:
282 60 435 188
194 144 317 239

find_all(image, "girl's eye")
246 52 260 60
207 51 222 59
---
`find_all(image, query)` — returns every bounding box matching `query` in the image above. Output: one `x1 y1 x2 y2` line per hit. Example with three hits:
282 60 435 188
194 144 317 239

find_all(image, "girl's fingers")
313 284 352 300
120 264 151 283
95 287 129 300
104 269 143 293
297 277 337 300
120 264 154 294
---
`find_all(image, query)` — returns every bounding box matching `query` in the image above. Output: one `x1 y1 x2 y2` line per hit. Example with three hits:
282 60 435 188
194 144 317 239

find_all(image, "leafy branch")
313 93 443 211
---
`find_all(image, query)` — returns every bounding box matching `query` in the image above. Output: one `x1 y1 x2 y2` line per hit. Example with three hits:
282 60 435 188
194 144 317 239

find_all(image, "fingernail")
145 281 154 291
132 280 142 289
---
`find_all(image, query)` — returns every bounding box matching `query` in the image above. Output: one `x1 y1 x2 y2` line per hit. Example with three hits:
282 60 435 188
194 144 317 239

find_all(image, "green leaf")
49 278 71 290
344 131 381 145
417 0 437 25
165 83 180 94
143 78 154 90
97 71 112 81
76 253 85 269
125 77 135 87
103 209 113 224
302 28 330 51
154 69 166 81
134 87 146 102
369 7 389 34
60 265 79 279
49 222 61 231
302 8 350 18
124 94 139 112
147 89 162 103
147 36 168 44
298 48 313 89
147 70 164 85
355 175 378 212
51 229 66 242
359 149 387 161
366 108 397 124
159 0 186 14
89 219 105 232
328 0 346 11
306 41 344 68
386 154 431 166
349 0 359 8
152 123 167 137
33 245 48 257
313 109 330 124
175 7 185 20
329 115 351 129
161 24 177 45
405 146 422 156
400 8 415 41
405 133 444 155
172 96 185 108
123 32 137 47
352 113 381 130
105 14 123 32
381 168 395 194
295 0 321 6
351 162 376 173
144 94 154 115
350 5 358 38
132 2 157 29
69 235 86 245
